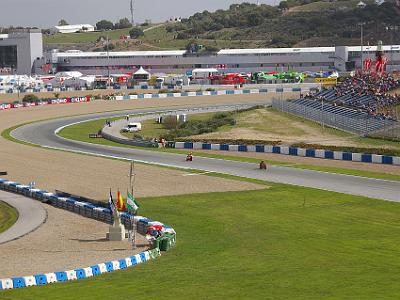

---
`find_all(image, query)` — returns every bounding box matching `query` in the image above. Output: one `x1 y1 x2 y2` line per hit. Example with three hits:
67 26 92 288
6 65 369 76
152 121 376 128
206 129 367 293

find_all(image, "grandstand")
272 73 400 136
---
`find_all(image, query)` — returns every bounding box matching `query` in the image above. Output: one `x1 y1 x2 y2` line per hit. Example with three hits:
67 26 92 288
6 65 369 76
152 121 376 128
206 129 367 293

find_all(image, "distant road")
11 104 400 202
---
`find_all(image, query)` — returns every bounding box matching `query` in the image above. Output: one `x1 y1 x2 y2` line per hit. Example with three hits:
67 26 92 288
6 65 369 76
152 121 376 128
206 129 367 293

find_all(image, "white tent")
134 67 150 75
132 67 150 81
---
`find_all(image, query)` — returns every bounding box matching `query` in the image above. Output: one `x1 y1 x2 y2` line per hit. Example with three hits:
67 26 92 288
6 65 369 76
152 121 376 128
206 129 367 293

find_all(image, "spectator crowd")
310 73 400 120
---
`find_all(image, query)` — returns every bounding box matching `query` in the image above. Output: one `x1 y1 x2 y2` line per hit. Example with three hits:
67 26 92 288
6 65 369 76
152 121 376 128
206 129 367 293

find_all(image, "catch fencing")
271 98 400 138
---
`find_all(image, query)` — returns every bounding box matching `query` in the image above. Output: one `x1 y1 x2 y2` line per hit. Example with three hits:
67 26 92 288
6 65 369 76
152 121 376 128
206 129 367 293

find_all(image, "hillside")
44 1 400 51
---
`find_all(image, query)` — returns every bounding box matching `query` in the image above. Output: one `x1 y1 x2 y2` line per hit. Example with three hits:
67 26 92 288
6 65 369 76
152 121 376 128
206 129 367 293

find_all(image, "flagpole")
129 160 137 249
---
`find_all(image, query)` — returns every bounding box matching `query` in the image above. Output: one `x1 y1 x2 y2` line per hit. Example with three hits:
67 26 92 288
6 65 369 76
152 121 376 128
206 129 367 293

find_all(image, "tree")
58 19 69 26
116 18 132 29
22 94 39 103
278 1 289 10
96 20 114 31
129 27 144 39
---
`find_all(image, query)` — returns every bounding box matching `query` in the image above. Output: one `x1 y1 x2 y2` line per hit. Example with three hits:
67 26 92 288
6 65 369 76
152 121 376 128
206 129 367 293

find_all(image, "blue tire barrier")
55 272 68 282
289 147 298 156
12 278 26 289
382 156 393 165
220 144 229 151
184 142 193 149
325 151 334 159
361 154 372 163
175 142 400 165
202 143 211 150
306 149 315 157
91 265 101 276
119 259 127 269
342 152 353 161
34 275 47 285
256 145 265 153
105 262 114 272
75 269 86 280
272 146 281 154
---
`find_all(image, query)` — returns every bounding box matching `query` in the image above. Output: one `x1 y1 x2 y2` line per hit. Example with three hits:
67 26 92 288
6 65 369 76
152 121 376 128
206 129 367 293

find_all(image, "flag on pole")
127 191 139 213
108 189 116 214
117 190 126 211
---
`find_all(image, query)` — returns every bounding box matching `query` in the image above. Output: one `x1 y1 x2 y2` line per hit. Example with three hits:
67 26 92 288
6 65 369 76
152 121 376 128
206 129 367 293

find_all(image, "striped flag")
127 191 139 213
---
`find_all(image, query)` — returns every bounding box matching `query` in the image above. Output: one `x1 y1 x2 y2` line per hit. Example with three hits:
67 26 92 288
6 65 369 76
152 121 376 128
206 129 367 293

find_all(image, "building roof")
55 24 95 30
218 47 335 55
55 50 187 58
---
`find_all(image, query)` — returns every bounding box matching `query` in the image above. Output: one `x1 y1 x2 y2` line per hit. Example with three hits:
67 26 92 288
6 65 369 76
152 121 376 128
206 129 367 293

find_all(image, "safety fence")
175 142 400 166
0 178 176 290
271 98 399 136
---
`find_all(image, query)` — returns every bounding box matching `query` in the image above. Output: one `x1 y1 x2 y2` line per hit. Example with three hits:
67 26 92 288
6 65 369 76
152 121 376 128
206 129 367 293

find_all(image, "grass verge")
0 201 18 233
3 182 400 299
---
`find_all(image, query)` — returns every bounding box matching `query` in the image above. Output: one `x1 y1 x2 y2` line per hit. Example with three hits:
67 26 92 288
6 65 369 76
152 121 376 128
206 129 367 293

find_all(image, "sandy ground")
0 94 271 200
0 203 149 278
191 108 366 147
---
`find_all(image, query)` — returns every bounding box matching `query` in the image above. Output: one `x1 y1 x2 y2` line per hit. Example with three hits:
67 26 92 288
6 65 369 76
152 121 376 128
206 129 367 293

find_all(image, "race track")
11 105 400 202
0 191 46 244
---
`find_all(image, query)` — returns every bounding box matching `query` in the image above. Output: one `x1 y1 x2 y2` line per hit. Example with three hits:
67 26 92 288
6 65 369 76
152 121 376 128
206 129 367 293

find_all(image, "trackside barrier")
174 142 400 166
0 178 176 290
0 248 161 290
0 87 307 112
0 96 90 111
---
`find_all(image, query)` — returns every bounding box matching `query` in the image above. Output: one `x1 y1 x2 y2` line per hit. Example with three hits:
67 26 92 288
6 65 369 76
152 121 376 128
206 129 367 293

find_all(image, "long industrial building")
45 45 400 75
1 30 399 76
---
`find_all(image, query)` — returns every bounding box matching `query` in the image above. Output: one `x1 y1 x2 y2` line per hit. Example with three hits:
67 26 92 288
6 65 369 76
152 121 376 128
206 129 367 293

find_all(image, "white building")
52 24 95 34
44 45 400 75
0 29 43 75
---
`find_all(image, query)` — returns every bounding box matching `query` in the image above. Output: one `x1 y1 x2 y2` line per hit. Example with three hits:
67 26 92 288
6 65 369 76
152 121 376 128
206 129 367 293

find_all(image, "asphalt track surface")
0 191 46 244
11 104 400 202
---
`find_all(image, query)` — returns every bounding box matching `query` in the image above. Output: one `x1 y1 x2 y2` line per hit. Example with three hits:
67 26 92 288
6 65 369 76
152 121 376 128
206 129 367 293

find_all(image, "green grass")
0 201 18 233
4 183 400 299
44 29 133 44
55 117 400 182
121 112 217 139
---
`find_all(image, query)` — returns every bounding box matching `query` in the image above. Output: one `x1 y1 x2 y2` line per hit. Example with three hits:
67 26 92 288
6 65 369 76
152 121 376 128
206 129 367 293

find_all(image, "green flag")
127 191 139 213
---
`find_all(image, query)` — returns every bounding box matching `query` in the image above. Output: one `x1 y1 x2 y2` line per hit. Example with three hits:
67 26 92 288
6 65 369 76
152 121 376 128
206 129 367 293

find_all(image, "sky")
1 0 277 28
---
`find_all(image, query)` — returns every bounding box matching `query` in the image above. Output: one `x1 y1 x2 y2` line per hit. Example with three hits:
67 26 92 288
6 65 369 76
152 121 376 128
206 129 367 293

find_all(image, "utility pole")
107 34 110 89
128 160 137 249
130 0 134 25
386 26 398 72
359 22 366 72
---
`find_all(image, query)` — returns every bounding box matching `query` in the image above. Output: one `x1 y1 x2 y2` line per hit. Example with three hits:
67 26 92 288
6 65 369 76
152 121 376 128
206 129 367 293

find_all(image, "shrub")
22 94 39 103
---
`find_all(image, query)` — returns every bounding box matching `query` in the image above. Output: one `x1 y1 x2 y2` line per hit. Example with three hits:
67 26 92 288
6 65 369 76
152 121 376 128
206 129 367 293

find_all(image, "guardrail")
0 178 176 290
100 130 159 148
175 142 400 166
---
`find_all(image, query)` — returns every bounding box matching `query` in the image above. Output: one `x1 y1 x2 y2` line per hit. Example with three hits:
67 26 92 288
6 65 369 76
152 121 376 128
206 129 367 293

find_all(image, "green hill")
44 1 400 51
